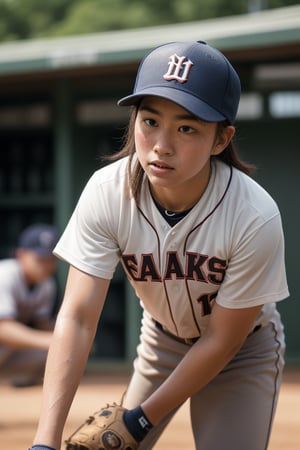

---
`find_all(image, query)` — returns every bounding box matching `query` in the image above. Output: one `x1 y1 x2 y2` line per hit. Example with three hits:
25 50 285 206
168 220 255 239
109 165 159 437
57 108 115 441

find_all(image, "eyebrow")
139 104 200 122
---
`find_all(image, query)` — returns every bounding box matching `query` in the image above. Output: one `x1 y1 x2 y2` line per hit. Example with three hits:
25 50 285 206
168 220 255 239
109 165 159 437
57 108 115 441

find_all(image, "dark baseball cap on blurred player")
18 223 59 256
118 40 241 124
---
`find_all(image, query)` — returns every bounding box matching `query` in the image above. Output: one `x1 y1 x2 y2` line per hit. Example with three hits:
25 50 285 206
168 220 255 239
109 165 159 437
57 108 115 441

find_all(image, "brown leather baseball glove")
65 403 138 450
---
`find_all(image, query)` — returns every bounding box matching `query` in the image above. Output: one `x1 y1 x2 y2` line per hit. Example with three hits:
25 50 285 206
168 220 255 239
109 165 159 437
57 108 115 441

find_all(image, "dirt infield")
1 367 299 449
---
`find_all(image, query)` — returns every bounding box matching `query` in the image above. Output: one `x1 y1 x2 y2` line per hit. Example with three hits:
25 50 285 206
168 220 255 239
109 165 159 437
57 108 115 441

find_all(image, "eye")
179 125 195 134
144 118 157 127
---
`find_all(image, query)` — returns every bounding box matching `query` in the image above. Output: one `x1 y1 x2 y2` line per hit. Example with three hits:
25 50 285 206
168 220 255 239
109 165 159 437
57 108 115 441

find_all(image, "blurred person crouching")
0 223 59 387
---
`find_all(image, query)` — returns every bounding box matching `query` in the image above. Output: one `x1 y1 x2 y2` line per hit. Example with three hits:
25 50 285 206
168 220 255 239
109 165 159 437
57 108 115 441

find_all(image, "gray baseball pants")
124 310 285 450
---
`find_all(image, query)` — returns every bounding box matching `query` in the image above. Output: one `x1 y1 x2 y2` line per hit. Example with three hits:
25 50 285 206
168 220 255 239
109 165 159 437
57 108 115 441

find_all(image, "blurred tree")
0 0 298 42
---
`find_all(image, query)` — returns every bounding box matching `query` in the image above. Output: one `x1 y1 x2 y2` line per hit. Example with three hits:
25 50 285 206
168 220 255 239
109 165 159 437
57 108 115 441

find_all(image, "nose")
153 131 174 156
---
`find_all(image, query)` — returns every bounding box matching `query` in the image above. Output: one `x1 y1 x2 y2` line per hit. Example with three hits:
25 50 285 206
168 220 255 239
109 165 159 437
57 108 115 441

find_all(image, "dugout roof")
0 4 299 81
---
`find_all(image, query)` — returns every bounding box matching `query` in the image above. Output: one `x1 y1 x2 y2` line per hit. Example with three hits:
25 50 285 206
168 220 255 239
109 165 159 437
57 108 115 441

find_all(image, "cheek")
180 144 208 166
31 262 46 280
32 259 55 282
134 126 151 160
178 146 212 178
135 125 146 146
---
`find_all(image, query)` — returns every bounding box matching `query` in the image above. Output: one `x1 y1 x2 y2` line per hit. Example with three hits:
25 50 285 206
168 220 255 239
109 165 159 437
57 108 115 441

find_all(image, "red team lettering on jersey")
122 252 226 284
122 251 226 316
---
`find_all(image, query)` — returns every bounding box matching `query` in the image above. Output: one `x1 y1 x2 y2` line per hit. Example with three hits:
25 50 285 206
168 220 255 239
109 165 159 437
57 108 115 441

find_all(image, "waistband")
153 320 200 345
153 319 262 346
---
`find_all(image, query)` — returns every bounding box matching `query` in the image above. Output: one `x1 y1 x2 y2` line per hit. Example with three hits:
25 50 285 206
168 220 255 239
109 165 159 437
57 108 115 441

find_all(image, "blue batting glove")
29 446 56 450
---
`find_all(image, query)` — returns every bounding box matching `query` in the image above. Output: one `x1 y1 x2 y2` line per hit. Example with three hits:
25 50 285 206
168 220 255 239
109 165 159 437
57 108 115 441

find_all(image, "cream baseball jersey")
54 157 289 338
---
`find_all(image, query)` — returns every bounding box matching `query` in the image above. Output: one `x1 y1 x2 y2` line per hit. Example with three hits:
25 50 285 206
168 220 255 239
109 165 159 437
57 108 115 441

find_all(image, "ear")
212 125 235 156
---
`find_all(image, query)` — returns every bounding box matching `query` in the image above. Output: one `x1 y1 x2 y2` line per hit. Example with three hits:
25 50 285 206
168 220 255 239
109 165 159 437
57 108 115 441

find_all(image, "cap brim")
118 86 226 122
22 247 54 257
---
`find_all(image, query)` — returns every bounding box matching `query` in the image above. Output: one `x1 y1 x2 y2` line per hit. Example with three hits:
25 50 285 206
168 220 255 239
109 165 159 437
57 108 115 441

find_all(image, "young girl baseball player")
30 41 289 450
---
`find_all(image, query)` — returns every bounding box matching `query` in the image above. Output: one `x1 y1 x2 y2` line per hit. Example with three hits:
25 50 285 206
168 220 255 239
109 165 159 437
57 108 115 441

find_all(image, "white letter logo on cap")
163 54 193 83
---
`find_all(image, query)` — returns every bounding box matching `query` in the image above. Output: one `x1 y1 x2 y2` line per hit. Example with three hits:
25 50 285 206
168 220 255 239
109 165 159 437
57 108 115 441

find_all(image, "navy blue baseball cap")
118 41 241 124
18 223 59 256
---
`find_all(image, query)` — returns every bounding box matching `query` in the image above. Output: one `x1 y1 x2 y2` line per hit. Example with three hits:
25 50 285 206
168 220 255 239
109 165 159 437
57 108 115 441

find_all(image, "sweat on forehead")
118 41 241 124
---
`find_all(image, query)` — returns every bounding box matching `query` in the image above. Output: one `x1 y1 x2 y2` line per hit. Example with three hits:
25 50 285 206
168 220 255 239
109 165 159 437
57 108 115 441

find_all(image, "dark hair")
214 120 256 175
106 107 255 205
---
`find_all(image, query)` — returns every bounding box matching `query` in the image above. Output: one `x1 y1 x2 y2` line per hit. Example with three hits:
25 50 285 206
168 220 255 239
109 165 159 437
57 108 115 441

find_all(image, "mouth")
150 161 173 170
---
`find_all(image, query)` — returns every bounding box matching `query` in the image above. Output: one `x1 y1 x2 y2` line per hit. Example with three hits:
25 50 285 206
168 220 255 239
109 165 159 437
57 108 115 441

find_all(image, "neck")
149 165 211 213
152 195 193 226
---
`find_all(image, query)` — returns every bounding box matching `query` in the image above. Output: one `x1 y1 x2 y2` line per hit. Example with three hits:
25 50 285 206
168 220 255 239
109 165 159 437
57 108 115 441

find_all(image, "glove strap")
29 445 56 450
123 406 153 442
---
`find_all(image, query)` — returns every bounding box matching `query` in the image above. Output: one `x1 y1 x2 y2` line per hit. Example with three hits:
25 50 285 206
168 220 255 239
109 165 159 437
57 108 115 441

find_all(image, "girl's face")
134 96 234 210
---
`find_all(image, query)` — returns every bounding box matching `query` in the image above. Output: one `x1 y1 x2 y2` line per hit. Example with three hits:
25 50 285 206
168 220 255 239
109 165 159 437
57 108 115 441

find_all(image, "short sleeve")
217 211 289 308
54 172 121 279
